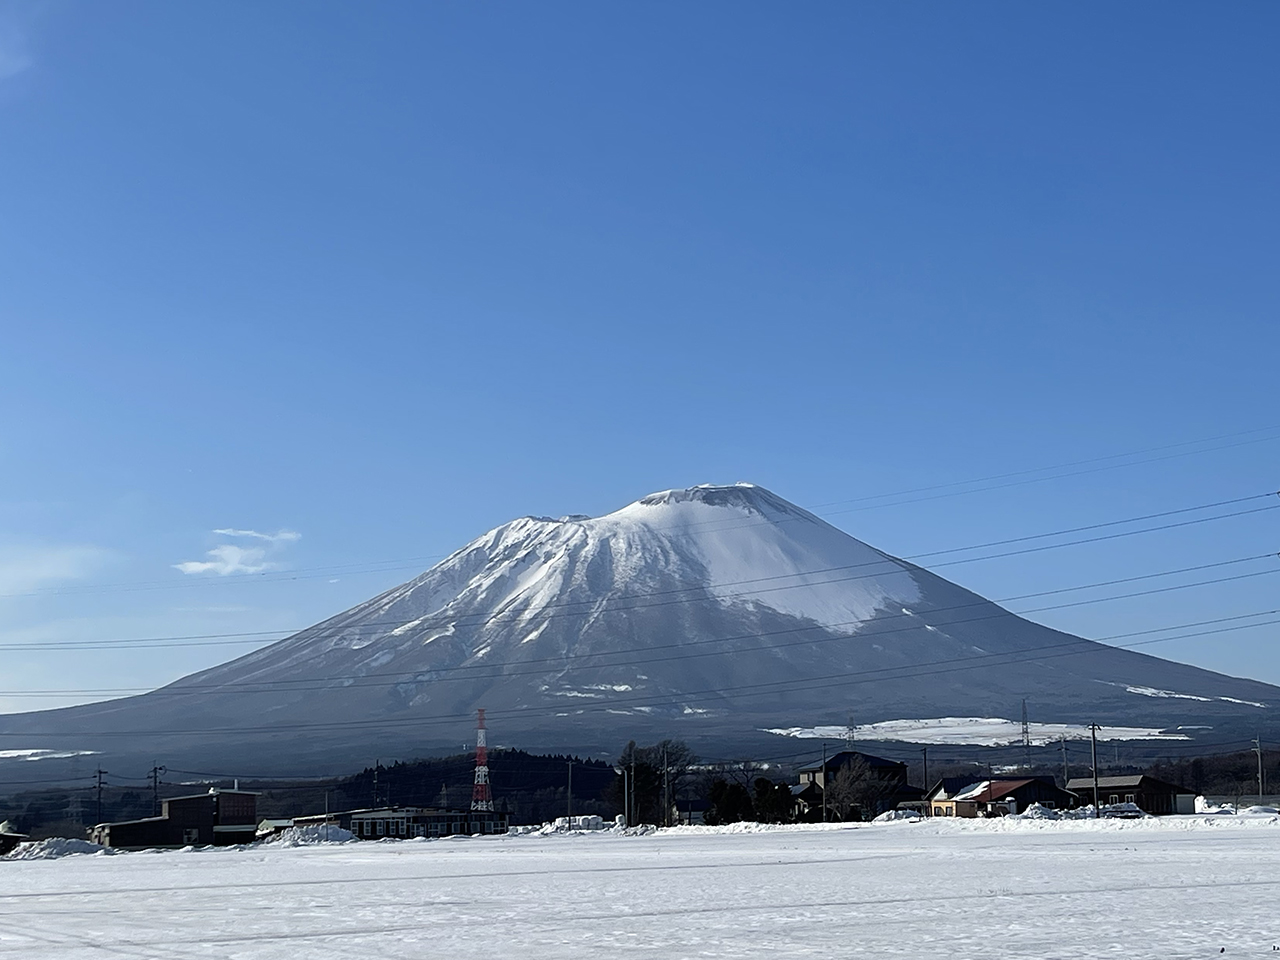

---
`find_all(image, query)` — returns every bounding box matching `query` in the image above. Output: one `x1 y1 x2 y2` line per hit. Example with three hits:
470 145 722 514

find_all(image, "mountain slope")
2 483 1276 769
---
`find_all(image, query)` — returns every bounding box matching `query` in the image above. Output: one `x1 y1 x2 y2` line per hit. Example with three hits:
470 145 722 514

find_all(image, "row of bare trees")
611 740 900 825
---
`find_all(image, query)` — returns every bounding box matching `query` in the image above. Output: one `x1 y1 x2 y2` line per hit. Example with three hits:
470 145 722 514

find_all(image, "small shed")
1066 775 1195 815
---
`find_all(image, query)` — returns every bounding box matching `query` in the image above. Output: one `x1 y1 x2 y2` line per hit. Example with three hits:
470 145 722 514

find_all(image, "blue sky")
1 1 1277 714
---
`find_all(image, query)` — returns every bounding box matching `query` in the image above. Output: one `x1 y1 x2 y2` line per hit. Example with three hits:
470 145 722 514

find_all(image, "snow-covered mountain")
3 483 1277 770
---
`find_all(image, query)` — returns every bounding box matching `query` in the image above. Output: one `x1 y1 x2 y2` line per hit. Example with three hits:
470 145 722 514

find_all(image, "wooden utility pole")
149 763 165 817
821 743 828 823
567 761 573 822
662 745 670 828
95 769 106 826
1021 699 1031 769
1253 736 1265 802
1089 724 1101 818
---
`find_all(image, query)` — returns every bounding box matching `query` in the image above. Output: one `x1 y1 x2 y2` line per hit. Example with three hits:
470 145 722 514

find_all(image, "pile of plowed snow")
260 824 354 846
872 810 922 823
4 838 113 860
1006 803 1151 821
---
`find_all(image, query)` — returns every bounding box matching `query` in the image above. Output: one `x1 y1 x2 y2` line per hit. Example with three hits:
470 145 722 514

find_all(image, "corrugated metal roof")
1066 775 1192 792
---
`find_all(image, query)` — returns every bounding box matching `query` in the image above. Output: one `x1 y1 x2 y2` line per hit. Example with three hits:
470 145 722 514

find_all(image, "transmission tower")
471 708 495 813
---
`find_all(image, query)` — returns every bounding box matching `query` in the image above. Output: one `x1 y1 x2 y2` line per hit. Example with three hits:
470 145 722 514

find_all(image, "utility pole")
662 744 670 828
621 764 629 827
630 759 636 826
373 759 380 808
1021 699 1031 770
149 763 165 817
921 747 929 795
95 768 106 825
1089 724 1101 818
821 743 828 823
1060 738 1069 787
1253 736 1265 802
567 760 573 823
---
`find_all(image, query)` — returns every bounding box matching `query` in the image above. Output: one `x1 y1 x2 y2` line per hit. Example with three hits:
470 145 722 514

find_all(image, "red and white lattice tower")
471 708 494 812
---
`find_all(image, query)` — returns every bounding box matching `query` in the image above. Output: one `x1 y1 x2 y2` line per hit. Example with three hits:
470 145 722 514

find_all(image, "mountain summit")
3 483 1276 769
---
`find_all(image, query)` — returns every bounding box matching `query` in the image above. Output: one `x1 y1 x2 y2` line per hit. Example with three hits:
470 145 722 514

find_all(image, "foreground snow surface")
4 817 1280 959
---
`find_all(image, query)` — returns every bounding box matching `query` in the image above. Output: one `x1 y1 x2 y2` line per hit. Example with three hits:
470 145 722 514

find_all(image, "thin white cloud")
212 528 301 543
0 545 111 596
174 544 274 577
174 527 301 576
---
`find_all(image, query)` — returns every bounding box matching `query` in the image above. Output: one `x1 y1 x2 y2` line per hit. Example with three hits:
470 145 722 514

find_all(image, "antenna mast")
471 709 495 813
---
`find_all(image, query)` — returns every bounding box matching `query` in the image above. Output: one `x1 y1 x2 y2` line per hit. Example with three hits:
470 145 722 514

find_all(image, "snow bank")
1196 796 1233 814
872 809 922 823
260 824 354 846
510 815 628 836
4 837 114 860
1007 803 1064 820
1238 805 1280 816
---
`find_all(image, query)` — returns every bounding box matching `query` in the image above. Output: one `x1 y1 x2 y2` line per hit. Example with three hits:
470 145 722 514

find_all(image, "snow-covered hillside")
1 482 1276 768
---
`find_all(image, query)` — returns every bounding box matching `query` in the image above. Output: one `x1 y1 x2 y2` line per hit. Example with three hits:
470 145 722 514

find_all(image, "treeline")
0 749 620 839
8 741 1273 841
1147 750 1278 798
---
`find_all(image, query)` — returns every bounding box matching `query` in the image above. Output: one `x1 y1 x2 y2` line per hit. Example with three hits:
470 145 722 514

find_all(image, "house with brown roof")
939 777 1077 817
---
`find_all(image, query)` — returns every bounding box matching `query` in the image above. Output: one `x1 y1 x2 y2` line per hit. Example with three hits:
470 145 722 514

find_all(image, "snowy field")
4 815 1280 959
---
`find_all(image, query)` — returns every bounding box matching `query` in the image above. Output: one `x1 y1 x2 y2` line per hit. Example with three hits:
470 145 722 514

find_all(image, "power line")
807 424 1280 509
3 559 1277 698
2 493 1275 652
2 445 1276 600
1 603 1275 739
4 549 1272 660
818 431 1280 515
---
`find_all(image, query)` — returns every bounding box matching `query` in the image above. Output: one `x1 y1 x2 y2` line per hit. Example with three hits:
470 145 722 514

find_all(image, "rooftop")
1067 775 1192 792
796 750 905 773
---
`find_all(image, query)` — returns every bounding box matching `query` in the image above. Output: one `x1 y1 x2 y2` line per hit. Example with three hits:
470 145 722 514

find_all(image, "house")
89 788 259 850
921 776 985 817
946 778 1078 817
793 750 923 820
796 750 909 791
293 805 508 839
1066 775 1195 815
